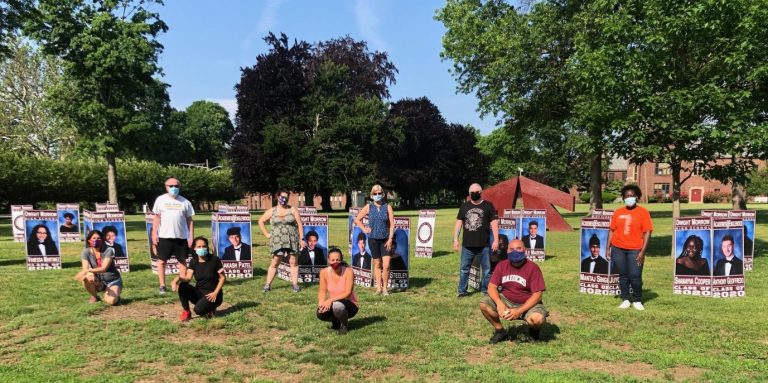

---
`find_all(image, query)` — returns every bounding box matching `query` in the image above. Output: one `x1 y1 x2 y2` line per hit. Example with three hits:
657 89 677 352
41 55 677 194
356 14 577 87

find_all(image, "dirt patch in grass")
94 302 234 321
523 359 662 380
599 340 634 352
667 365 707 382
464 345 516 365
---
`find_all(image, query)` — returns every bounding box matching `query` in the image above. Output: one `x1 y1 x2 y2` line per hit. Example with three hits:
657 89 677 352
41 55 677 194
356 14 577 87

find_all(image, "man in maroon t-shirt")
479 239 549 344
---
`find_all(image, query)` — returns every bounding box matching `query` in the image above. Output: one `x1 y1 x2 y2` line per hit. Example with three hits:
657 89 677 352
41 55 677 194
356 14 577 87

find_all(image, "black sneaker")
457 292 469 298
489 329 509 344
337 324 348 335
529 327 541 341
158 286 167 295
330 319 341 330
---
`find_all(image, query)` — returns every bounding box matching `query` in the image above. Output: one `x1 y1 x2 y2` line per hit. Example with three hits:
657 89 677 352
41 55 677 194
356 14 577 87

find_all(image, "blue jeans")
458 246 490 294
611 247 643 302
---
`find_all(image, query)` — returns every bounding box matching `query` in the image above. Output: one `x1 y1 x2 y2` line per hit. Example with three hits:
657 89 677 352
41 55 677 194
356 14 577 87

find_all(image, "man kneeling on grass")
479 239 548 344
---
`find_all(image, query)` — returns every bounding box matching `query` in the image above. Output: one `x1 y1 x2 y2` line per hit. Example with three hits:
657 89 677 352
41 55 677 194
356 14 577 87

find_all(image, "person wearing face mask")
454 183 499 297
608 184 653 311
258 189 305 293
479 239 548 344
173 236 225 321
354 184 395 295
152 177 195 295
74 230 123 305
317 248 359 335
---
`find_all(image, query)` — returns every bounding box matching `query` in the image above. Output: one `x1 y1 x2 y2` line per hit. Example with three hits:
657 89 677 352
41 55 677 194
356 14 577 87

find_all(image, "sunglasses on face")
372 192 383 195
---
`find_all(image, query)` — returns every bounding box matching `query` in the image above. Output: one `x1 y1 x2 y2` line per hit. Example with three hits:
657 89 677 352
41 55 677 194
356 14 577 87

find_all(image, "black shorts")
369 238 390 259
316 299 359 321
157 238 188 262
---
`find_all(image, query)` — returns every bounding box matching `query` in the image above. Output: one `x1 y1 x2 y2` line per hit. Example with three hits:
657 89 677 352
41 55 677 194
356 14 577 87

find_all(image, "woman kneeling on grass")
172 236 225 322
75 230 123 305
317 248 359 335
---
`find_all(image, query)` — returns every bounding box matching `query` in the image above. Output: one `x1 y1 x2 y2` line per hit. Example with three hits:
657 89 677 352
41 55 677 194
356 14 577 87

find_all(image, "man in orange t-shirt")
608 184 653 311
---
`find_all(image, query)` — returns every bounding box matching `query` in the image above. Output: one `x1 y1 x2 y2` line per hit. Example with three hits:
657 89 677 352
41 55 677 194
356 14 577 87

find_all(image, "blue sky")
154 0 498 135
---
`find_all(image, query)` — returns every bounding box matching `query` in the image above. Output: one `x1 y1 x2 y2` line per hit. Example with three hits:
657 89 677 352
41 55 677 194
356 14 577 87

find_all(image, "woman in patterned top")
258 189 305 293
354 184 395 295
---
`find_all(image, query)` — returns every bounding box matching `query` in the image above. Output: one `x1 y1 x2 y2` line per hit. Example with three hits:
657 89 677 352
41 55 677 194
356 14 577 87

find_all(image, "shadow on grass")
0 258 26 266
431 251 452 258
508 322 561 343
217 301 259 317
350 315 386 330
409 277 433 289
129 263 151 272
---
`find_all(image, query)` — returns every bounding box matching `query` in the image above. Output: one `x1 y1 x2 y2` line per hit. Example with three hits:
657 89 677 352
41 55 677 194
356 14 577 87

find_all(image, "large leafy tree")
379 97 487 207
581 0 768 216
182 100 234 165
437 0 602 208
231 33 398 209
231 33 312 195
0 38 75 158
0 0 36 57
28 0 168 203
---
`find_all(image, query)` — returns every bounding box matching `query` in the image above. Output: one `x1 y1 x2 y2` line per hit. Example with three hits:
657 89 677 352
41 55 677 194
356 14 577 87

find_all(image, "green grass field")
0 203 766 382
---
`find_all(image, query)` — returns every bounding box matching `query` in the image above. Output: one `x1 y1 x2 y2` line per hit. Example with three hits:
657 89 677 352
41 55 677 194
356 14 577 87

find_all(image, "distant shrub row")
0 152 240 213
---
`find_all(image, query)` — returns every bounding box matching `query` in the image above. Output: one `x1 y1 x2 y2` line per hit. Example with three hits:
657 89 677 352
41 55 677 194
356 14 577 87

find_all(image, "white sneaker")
632 302 645 311
618 300 631 309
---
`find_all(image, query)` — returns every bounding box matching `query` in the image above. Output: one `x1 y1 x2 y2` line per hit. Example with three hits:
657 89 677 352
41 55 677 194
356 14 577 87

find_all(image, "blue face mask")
169 186 180 197
372 194 383 202
624 196 637 207
508 250 527 264
195 248 208 257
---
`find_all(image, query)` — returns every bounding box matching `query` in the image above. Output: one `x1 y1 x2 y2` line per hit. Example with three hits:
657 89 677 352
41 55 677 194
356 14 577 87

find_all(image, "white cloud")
354 0 389 52
241 0 284 58
208 98 237 121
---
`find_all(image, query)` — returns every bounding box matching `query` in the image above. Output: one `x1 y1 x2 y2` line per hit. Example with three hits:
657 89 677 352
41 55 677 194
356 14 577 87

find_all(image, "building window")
607 172 615 181
654 183 671 196
655 163 672 176
714 188 720 192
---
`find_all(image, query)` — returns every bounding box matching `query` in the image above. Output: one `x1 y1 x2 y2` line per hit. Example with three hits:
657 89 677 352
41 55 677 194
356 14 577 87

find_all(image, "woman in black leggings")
172 236 225 321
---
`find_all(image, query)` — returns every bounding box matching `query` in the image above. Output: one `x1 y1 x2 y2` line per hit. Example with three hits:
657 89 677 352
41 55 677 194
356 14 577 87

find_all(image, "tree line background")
3 0 768 215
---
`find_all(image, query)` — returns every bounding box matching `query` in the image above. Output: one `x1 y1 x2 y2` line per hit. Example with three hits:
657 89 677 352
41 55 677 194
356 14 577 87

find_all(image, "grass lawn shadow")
508 322 561 343
350 315 386 330
430 251 452 258
216 300 259 317
0 257 26 266
408 277 432 289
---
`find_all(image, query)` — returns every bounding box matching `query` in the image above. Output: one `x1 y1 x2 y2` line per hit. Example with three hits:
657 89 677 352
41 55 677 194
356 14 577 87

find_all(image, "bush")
703 191 730 203
647 194 659 203
0 152 240 212
579 191 619 203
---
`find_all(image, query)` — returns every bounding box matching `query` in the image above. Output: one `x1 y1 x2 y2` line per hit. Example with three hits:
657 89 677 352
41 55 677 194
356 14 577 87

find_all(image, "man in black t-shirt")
453 183 499 296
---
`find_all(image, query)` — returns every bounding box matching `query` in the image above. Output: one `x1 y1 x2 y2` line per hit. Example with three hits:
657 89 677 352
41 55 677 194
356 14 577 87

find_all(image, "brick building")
605 158 765 203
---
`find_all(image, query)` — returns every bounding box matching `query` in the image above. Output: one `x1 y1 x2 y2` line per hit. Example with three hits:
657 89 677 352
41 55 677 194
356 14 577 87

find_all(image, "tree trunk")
671 162 682 219
303 187 316 208
732 183 747 210
106 152 118 203
344 191 352 210
589 150 604 212
319 189 333 211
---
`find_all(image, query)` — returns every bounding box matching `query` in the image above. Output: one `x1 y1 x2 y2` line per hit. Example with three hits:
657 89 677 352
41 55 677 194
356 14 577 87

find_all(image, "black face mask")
470 192 481 201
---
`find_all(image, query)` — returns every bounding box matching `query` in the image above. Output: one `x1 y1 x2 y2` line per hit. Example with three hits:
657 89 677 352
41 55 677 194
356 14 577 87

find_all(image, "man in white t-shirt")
152 178 195 294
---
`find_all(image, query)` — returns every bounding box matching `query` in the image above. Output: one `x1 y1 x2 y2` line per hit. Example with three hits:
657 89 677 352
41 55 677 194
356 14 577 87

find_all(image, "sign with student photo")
24 210 61 270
